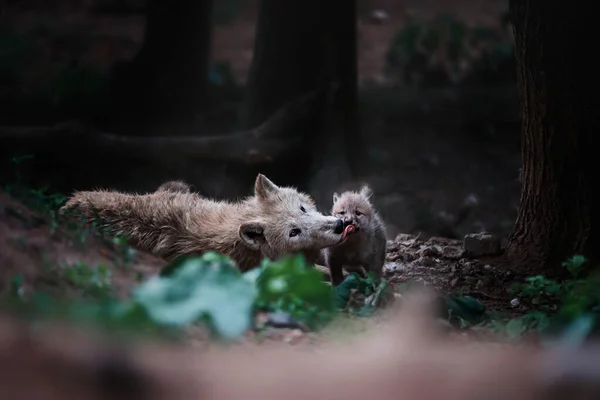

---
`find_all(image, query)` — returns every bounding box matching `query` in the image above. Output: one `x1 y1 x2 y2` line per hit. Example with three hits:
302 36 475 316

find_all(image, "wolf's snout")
334 219 344 234
342 217 353 227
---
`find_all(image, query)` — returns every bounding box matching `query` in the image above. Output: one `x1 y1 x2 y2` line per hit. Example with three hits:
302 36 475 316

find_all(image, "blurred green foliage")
386 14 515 87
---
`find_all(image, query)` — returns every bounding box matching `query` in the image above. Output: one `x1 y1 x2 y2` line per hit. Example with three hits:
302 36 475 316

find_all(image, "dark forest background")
0 0 520 242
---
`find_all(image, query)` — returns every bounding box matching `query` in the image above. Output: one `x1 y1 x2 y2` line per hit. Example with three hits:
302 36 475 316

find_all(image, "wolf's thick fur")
155 180 192 194
60 174 346 271
324 185 387 285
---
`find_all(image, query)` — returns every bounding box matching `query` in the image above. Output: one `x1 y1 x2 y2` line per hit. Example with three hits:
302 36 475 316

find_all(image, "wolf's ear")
239 221 266 250
255 174 280 200
333 192 340 203
359 185 373 200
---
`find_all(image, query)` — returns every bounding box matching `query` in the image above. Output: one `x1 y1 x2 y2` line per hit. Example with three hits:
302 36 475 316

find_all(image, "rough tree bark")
108 0 213 126
507 0 600 274
241 0 363 208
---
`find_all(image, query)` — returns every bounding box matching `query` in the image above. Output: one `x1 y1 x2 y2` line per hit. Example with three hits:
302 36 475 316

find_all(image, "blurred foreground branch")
2 290 600 400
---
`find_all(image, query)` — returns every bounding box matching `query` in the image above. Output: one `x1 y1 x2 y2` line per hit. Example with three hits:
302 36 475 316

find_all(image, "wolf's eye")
300 206 306 213
289 228 301 237
355 210 362 216
338 211 346 215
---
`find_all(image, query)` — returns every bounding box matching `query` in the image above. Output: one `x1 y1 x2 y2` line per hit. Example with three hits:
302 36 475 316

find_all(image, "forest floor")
0 187 531 349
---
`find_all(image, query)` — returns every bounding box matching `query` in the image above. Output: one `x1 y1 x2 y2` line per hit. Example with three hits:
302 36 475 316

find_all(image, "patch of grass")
60 261 114 299
0 251 382 341
250 254 338 330
491 255 600 341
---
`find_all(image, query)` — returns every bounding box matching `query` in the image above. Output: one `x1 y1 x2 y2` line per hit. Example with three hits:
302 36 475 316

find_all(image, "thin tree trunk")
507 0 600 274
241 0 362 207
108 0 213 127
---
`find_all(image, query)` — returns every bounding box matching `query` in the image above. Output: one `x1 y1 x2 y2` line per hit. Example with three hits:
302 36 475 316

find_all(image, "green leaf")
562 255 586 278
558 314 595 347
333 274 363 309
505 318 526 339
443 294 487 327
134 252 257 339
254 254 336 330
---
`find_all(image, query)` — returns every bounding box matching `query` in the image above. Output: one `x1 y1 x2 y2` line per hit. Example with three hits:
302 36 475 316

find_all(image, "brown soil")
0 192 162 299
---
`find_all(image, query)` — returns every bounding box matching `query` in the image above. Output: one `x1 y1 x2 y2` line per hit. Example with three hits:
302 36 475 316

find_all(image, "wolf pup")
324 185 387 286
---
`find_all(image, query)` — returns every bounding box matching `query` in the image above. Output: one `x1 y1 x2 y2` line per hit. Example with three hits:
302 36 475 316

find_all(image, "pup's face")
331 185 374 235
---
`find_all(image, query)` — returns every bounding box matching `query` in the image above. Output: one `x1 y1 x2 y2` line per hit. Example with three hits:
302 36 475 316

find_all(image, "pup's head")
331 185 375 235
239 174 348 260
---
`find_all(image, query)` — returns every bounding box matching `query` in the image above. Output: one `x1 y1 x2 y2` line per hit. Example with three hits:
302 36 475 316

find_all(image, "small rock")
510 298 520 307
463 232 502 257
441 246 464 260
384 261 405 273
463 193 480 207
265 312 309 331
370 9 389 23
282 329 305 344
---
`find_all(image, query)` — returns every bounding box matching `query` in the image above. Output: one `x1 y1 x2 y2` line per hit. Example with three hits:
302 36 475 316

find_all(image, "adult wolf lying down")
61 173 353 271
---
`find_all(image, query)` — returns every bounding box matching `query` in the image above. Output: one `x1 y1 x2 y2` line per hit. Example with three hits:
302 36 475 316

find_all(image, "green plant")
385 14 515 87
503 255 600 338
61 261 113 298
135 253 257 340
251 254 337 330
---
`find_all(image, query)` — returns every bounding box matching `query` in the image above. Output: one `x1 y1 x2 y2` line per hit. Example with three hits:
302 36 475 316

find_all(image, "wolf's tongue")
341 224 355 240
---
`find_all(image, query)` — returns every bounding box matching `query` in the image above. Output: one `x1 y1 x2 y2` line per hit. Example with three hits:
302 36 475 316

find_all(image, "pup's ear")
255 174 280 200
239 221 266 250
333 192 340 203
359 185 373 200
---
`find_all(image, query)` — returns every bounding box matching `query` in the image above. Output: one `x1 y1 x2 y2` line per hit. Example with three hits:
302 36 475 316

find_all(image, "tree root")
0 89 324 165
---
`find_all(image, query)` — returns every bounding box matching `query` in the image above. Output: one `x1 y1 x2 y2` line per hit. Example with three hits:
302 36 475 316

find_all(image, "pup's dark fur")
324 185 387 286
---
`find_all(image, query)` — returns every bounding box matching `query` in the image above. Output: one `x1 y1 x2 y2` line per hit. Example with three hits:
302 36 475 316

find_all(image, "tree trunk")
108 0 213 127
507 0 600 275
240 0 362 208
